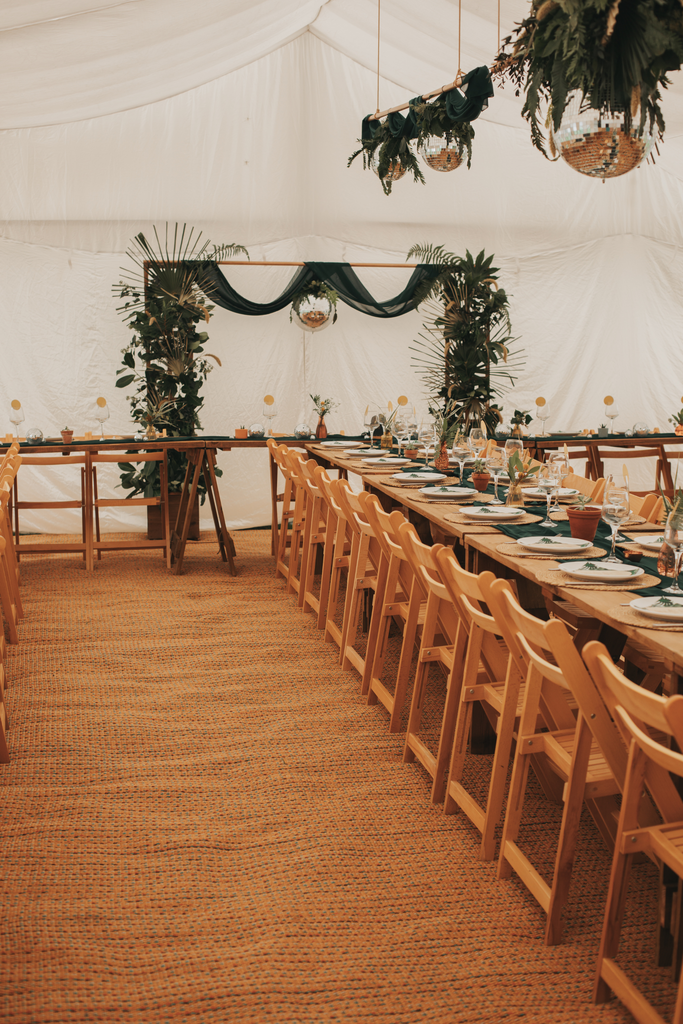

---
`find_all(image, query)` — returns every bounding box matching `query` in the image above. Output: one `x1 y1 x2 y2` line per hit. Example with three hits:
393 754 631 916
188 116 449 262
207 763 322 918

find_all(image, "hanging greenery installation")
493 0 683 159
289 277 339 332
408 245 523 437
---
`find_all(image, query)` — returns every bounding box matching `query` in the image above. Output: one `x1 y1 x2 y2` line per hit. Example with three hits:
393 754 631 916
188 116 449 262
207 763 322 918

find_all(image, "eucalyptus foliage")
113 224 248 498
493 0 683 156
408 245 523 437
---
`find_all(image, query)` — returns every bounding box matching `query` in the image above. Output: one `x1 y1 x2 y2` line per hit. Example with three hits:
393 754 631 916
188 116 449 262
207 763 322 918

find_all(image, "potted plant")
60 427 74 444
506 450 540 506
510 409 532 437
234 426 248 439
566 493 603 542
669 407 683 436
597 423 609 438
310 394 337 439
471 458 491 492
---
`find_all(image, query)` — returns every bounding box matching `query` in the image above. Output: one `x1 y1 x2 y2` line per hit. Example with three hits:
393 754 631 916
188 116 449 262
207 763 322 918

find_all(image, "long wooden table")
303 442 683 681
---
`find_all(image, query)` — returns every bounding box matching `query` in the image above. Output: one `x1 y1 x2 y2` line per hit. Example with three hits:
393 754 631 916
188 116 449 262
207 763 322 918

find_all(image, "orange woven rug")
0 531 673 1022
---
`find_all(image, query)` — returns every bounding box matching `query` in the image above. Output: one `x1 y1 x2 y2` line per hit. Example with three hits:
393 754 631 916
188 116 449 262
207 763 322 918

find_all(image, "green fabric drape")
202 262 442 319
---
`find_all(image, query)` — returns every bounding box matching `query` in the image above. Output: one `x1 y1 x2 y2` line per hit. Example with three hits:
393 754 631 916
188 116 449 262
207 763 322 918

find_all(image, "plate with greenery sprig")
559 560 644 582
630 596 683 621
517 536 593 554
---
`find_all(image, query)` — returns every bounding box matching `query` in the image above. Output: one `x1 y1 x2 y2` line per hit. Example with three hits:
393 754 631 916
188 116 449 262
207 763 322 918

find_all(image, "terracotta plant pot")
60 430 74 444
675 424 683 436
234 429 248 439
403 448 419 460
566 505 602 542
471 472 491 493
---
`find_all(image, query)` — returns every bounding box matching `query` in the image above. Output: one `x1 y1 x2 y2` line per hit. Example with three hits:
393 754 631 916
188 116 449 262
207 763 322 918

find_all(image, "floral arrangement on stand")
310 394 338 439
409 245 523 439
113 224 248 500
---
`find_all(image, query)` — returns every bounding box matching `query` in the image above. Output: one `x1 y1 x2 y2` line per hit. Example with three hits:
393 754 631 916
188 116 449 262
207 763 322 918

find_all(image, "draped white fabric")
1 2 682 529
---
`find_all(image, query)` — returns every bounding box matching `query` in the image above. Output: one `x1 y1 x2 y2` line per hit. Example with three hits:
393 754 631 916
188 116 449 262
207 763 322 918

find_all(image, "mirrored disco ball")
294 295 333 333
294 423 313 439
369 150 407 182
248 423 265 437
25 428 44 443
418 135 463 172
552 94 653 180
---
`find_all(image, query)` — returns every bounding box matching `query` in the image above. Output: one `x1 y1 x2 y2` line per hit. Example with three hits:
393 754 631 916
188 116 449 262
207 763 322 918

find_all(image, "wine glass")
418 420 435 467
468 427 487 459
548 453 570 510
537 402 550 436
452 441 472 486
486 450 505 504
605 402 619 434
9 402 24 439
94 400 110 439
662 509 683 594
601 485 630 563
364 405 384 448
537 464 560 529
263 398 277 435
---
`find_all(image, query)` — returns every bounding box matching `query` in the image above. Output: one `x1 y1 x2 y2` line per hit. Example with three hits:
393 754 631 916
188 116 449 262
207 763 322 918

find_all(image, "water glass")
662 511 683 594
601 486 630 562
452 444 472 485
537 465 560 529
486 454 504 504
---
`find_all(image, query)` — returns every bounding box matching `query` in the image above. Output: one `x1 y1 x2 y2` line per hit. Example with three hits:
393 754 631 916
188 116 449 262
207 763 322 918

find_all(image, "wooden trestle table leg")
171 450 203 576
203 449 236 575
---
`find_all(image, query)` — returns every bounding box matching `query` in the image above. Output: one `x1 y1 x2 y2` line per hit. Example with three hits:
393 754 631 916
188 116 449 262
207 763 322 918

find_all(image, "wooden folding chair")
593 445 669 495
320 476 353 647
273 446 306 583
297 461 331 616
585 644 683 1021
87 449 171 571
358 495 426 730
308 466 347 630
285 453 315 597
0 478 23 643
435 555 521 855
267 439 297 575
494 586 625 944
331 480 383 680
397 523 467 800
563 472 605 503
13 452 89 562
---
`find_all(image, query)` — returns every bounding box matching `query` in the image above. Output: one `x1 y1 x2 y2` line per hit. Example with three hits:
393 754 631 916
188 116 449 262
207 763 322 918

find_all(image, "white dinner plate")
521 487 579 499
392 471 447 483
462 506 525 521
319 440 362 448
630 596 683 621
517 536 594 554
419 485 473 499
634 534 665 551
558 560 644 582
346 447 382 457
364 456 411 465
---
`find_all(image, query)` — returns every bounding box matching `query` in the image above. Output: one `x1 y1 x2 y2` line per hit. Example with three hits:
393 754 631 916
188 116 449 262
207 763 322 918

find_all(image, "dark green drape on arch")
200 262 442 318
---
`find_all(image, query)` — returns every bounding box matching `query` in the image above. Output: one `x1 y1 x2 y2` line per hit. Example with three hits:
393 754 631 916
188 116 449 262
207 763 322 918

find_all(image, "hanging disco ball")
294 423 313 439
25 428 44 443
293 295 334 333
551 94 654 181
418 135 463 172
369 150 407 183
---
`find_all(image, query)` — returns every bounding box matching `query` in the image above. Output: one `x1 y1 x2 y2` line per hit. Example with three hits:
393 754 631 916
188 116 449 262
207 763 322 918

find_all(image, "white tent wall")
1 11 683 531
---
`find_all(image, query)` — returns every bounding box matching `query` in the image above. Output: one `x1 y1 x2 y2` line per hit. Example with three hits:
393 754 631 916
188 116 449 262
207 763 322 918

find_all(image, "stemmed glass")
504 437 523 462
452 441 472 486
486 451 505 504
94 399 110 439
537 464 560 529
601 485 631 563
662 509 683 595
548 453 569 512
468 427 487 459
263 398 277 435
537 402 550 436
364 405 384 448
419 420 435 467
605 402 619 434
9 402 24 439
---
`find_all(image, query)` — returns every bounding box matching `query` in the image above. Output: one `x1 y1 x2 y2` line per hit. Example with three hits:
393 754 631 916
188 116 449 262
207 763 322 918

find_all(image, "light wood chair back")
88 449 171 570
282 451 313 596
318 474 353 648
354 493 420 721
13 452 90 563
629 491 664 524
329 479 383 681
582 646 683 1018
563 472 605 503
434 553 521 858
397 522 468 801
0 479 23 642
274 446 305 582
296 460 330 616
267 438 295 576
493 587 624 944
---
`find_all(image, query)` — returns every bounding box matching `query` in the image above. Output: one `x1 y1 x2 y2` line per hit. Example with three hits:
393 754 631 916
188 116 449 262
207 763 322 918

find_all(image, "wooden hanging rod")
368 74 464 122
215 261 418 267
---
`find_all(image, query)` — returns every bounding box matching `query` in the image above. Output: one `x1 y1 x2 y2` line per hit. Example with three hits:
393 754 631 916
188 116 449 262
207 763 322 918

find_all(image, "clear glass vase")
506 481 524 507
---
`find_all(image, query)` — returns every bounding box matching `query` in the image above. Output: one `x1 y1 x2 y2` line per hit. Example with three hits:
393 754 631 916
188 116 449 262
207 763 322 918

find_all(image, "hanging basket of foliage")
348 66 493 195
289 278 338 333
408 244 524 438
493 0 683 172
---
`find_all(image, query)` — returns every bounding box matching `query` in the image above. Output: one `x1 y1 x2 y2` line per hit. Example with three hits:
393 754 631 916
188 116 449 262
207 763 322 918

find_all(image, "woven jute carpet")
0 531 676 1023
